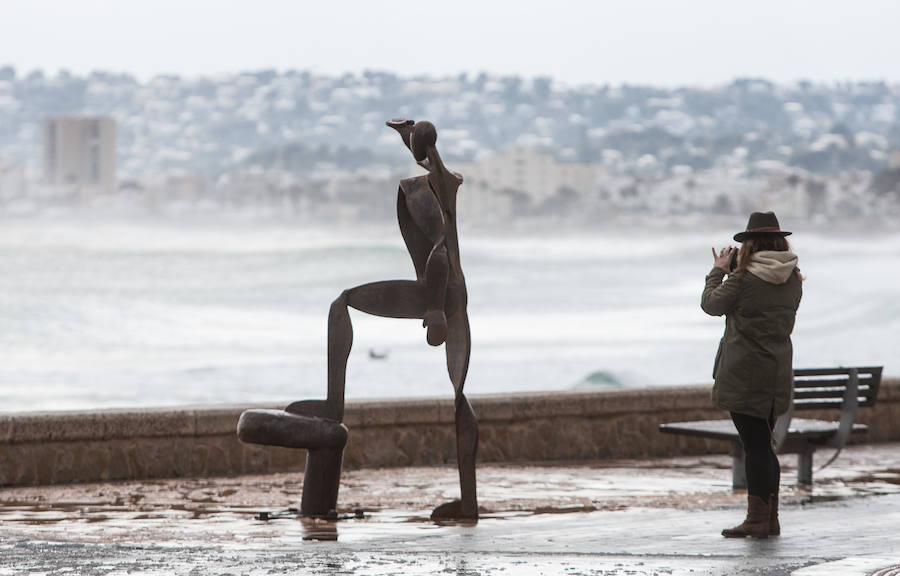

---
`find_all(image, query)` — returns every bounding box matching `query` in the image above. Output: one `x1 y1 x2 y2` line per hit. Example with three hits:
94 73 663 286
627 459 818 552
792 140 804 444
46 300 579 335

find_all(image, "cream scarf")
746 250 799 284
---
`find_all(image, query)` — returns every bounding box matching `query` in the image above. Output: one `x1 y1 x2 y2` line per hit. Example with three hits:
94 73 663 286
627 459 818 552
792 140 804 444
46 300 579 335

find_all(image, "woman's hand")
712 246 737 272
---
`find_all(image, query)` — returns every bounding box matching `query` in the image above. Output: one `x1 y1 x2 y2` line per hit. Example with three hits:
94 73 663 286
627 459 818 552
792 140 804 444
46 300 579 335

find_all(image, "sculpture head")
410 121 437 162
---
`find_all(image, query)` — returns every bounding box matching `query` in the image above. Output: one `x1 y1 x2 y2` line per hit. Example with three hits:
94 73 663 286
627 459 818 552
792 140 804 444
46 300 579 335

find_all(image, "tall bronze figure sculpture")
237 119 478 521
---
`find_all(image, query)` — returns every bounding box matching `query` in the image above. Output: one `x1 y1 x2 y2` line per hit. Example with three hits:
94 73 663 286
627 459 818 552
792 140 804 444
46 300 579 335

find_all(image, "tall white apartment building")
43 116 117 195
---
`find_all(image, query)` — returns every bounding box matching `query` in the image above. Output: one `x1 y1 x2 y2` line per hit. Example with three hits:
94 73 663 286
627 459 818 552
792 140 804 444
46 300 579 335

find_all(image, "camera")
729 249 739 272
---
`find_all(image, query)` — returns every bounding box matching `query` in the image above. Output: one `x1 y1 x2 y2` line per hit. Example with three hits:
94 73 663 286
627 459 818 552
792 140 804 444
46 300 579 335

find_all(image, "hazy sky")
2 0 900 86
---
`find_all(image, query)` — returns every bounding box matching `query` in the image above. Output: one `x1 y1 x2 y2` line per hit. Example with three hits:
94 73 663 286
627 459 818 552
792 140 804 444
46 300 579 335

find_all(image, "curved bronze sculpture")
238 119 478 520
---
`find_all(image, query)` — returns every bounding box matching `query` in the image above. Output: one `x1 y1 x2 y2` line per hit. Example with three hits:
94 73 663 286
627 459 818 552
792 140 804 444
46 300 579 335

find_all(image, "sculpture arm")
386 118 414 152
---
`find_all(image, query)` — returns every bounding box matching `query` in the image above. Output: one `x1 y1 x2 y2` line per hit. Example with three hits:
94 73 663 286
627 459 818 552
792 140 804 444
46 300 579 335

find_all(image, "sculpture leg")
269 292 354 516
431 309 478 520
284 282 427 517
286 290 353 420
288 281 426 420
455 393 479 515
301 448 344 517
329 281 430 408
326 291 353 421
318 280 429 421
345 280 427 319
327 280 427 411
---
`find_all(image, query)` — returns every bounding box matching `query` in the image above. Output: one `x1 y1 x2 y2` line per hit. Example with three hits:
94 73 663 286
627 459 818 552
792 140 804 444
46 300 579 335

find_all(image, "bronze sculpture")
238 119 478 520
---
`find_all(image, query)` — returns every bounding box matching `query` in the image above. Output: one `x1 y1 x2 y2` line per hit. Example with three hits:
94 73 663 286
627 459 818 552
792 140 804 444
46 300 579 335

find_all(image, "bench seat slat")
660 418 868 444
786 418 868 437
659 420 740 441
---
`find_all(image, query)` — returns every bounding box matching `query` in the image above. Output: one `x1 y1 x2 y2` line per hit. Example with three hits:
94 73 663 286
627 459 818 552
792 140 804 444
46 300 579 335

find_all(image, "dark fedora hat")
734 211 792 242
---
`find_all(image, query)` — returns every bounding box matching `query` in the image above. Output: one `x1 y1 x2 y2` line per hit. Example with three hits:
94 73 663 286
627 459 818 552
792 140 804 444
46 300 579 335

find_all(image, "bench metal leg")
797 451 813 485
730 442 747 490
300 447 345 517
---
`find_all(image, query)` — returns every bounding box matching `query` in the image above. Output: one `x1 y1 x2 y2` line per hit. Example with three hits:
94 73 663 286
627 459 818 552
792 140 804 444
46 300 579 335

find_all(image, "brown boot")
722 495 770 538
769 492 780 536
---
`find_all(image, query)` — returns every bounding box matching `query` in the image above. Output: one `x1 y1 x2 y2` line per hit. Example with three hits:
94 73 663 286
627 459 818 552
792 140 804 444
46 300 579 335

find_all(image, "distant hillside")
0 66 898 181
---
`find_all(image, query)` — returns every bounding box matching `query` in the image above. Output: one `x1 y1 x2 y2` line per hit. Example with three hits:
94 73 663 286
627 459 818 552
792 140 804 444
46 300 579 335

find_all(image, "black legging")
730 411 781 500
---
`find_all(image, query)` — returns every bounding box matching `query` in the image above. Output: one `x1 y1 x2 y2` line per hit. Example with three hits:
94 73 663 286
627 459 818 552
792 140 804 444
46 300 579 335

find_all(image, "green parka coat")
701 250 803 420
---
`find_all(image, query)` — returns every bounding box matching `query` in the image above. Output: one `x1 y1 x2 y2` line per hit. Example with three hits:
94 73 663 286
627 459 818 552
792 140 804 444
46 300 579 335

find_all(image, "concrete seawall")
2 379 898 487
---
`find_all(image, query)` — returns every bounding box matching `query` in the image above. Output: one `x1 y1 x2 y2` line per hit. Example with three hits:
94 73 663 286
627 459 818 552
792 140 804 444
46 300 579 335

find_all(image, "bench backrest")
792 366 883 411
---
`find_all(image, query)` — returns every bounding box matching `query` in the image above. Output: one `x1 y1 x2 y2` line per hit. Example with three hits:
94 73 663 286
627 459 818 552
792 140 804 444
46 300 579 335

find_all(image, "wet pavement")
2 443 900 575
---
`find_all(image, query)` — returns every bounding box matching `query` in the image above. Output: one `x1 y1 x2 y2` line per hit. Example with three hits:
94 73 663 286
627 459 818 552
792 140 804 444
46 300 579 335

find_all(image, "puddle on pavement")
845 469 900 486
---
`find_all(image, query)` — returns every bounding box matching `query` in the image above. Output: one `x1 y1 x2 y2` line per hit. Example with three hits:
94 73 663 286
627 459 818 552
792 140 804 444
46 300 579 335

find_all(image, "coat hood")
746 250 798 284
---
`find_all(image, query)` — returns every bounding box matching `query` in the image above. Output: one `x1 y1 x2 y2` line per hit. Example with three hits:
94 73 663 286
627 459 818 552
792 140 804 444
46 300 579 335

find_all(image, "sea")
0 218 897 412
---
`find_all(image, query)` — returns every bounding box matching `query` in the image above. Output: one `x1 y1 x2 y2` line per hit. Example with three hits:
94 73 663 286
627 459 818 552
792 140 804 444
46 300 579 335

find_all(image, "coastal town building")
42 115 117 196
454 147 604 220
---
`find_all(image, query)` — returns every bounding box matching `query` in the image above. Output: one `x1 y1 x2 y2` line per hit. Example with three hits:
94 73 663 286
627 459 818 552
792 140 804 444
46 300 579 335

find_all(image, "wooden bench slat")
793 386 868 399
793 366 882 377
794 398 877 410
794 392 875 403
794 379 875 391
793 377 875 389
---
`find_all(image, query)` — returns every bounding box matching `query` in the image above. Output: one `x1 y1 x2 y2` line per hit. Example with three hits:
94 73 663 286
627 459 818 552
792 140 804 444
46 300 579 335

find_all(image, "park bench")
659 366 883 488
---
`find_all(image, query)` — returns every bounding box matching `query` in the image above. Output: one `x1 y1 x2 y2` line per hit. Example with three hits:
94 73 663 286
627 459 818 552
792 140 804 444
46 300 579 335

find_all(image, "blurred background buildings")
0 67 898 226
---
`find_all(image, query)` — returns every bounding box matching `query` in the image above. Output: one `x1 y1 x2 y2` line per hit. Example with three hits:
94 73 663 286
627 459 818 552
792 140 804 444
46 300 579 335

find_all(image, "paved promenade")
2 442 900 575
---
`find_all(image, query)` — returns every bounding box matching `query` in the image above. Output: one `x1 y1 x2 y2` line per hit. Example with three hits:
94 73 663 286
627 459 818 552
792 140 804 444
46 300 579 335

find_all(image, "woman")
702 211 802 539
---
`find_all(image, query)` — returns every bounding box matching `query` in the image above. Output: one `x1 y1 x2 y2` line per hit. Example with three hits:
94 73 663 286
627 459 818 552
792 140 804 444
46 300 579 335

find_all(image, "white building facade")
43 116 117 196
